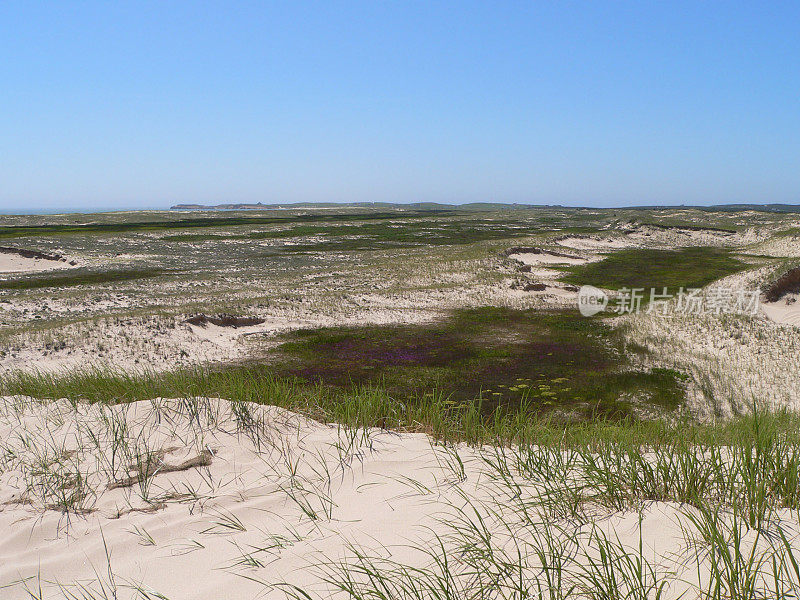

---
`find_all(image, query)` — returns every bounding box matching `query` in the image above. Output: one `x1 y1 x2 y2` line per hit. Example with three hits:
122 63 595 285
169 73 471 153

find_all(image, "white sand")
508 251 588 266
0 254 77 274
556 226 761 252
555 236 633 250
761 295 800 326
1 397 797 598
749 235 800 258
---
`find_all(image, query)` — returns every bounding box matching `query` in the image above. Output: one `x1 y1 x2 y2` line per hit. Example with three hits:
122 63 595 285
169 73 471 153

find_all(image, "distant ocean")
0 205 169 216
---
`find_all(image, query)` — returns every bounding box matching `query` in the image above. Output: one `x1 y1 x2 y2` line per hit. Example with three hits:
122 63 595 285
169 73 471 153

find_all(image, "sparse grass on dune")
0 268 169 290
276 404 800 600
5 391 800 598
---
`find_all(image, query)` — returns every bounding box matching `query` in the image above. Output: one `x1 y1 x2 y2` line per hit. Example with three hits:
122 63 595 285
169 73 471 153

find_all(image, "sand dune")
2 397 799 599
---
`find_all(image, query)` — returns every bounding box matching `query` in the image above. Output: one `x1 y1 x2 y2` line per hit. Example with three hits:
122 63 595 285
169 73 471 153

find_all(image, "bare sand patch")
0 247 78 274
503 248 586 303
508 249 588 266
555 235 633 250
760 296 800 325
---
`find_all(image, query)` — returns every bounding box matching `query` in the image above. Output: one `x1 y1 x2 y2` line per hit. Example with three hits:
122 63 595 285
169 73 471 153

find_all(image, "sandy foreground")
1 397 799 599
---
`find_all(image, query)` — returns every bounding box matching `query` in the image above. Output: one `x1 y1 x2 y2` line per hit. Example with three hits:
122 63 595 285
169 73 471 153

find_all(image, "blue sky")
1 1 798 212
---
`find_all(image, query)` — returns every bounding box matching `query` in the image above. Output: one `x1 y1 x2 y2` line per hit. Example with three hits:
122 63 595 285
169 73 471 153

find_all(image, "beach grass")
5 362 800 598
1 361 796 449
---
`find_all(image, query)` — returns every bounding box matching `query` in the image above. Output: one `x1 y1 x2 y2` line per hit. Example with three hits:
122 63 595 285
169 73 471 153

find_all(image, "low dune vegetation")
0 210 444 239
0 308 687 429
0 268 169 290
637 219 739 233
168 219 551 249
269 307 685 421
561 247 750 292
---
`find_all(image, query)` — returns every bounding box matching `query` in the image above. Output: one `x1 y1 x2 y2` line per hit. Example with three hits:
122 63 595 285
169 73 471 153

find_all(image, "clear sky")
1 1 798 212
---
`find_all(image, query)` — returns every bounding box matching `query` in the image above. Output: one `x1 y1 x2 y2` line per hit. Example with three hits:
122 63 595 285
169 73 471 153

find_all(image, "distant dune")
170 201 558 211
171 201 800 213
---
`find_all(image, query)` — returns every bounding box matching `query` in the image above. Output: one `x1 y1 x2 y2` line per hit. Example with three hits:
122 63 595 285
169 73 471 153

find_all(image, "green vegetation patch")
270 220 541 252
561 247 749 291
164 220 552 251
0 268 166 290
2 364 798 447
269 307 685 421
637 220 739 233
775 227 800 238
0 211 447 239
0 308 686 432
